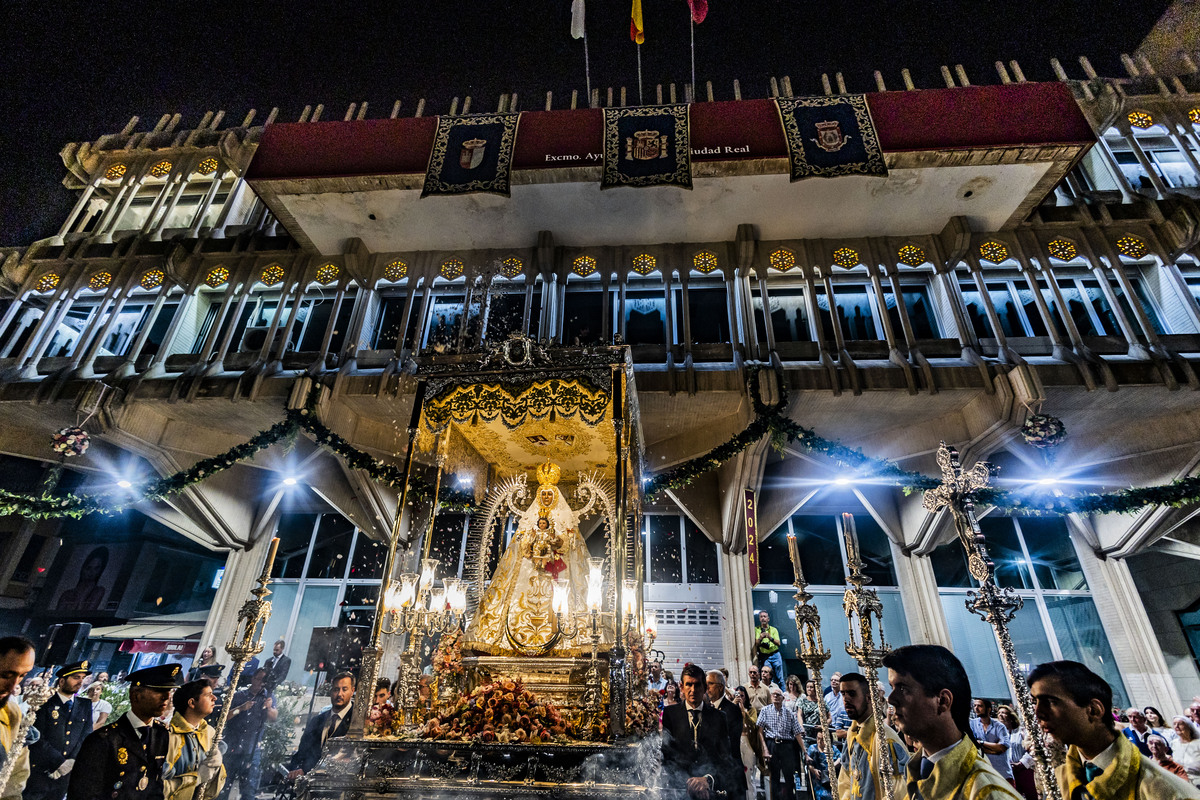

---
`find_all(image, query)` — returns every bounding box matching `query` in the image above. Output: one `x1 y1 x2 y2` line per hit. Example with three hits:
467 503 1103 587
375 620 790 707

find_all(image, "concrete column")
197 533 278 669
53 177 100 243
756 274 778 354
211 176 247 237
110 287 171 379
1070 530 1182 713
187 170 226 236
719 548 757 685
142 292 196 376
1117 122 1169 197
891 545 952 646
966 255 1018 362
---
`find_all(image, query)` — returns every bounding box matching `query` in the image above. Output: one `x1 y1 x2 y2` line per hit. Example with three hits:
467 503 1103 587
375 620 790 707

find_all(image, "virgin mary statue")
463 461 607 657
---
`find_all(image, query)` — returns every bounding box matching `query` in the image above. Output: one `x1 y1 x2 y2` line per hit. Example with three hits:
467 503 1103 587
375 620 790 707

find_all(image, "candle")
623 579 639 616
260 537 280 582
644 610 657 637
586 557 605 612
786 533 806 586
419 558 439 591
552 579 570 616
398 573 419 608
842 512 861 570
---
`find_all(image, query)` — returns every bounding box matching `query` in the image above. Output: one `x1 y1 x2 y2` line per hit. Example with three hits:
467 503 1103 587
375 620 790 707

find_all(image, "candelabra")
839 514 897 800
785 533 840 789
923 442 1063 800
380 560 468 724
0 679 54 791
552 558 607 726
199 536 279 800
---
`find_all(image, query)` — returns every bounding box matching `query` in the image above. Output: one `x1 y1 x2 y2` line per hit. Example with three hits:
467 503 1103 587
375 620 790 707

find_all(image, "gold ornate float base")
464 655 608 707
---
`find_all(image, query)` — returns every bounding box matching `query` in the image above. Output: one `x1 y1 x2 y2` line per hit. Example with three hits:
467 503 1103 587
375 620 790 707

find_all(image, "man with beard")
286 672 355 780
28 661 94 800
661 663 737 799
835 672 908 800
0 636 36 800
216 668 277 800
882 645 1020 800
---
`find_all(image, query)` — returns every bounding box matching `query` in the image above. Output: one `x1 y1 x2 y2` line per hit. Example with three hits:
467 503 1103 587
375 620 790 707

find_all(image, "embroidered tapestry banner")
601 104 692 189
775 95 887 180
422 112 521 197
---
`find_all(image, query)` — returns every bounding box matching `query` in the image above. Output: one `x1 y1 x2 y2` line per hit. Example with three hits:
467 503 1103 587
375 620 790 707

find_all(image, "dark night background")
0 0 1171 246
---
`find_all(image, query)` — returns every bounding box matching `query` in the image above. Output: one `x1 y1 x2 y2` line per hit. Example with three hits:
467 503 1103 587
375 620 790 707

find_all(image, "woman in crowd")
1145 705 1174 741
188 645 221 682
783 674 804 715
1172 716 1200 787
797 679 824 741
662 679 680 708
1148 734 1191 780
997 704 1037 800
87 680 112 729
735 686 765 800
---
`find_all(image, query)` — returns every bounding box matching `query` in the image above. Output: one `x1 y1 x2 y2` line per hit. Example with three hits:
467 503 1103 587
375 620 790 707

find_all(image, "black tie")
64 699 73 714
917 757 934 779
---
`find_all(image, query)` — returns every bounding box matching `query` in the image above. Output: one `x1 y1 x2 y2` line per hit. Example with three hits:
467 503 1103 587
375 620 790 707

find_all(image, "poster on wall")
53 543 132 613
745 489 760 587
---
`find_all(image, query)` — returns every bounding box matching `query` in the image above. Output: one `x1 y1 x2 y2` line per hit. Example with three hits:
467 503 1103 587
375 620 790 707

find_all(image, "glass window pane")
428 513 467 579
1044 595 1128 707
886 286 939 340
374 295 408 349
348 532 386 581
977 516 1034 590
1053 281 1098 336
273 514 316 579
564 289 604 345
649 515 682 583
259 582 298 679
1015 517 1087 591
1078 279 1121 337
339 583 382 627
140 302 179 357
1125 278 1167 336
289 585 340 679
1014 285 1050 336
849 514 896 586
486 291 528 340
425 295 464 350
684 520 719 584
789 514 844 586
1007 604 1055 678
829 286 876 340
930 542 972 588
296 299 332 351
754 288 810 344
941 592 1009 698
687 287 731 344
328 295 356 352
625 291 666 345
305 514 355 579
757 527 795 586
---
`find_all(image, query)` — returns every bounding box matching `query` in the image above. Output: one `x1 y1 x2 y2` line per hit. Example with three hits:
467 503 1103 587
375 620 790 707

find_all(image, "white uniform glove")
51 759 76 779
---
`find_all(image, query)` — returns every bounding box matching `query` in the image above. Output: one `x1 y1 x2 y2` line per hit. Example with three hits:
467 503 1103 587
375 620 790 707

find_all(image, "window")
625 291 666 345
686 287 730 344
884 286 940 340
644 515 719 585
932 514 1126 704
684 519 719 583
753 287 811 343
563 287 604 345
648 515 682 583
961 280 1048 338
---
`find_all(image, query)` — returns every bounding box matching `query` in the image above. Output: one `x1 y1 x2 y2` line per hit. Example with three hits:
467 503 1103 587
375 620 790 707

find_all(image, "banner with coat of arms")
422 112 521 197
775 95 887 180
601 104 692 190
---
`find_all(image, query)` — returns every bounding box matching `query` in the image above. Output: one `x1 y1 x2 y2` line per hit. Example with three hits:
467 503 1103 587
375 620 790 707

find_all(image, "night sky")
0 0 1170 245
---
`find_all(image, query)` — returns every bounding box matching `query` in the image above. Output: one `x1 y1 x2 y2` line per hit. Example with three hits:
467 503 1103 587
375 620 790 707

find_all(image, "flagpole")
637 44 644 105
584 34 592 103
690 17 696 99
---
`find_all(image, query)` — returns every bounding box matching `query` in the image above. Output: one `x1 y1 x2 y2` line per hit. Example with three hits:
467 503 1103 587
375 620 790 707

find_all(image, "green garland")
5 376 1200 520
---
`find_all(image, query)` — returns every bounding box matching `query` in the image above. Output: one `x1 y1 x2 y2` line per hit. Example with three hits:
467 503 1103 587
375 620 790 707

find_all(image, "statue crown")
536 460 562 486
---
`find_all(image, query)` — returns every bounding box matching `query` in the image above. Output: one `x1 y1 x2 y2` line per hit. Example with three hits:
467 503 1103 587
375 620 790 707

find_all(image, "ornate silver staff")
198 536 279 800
785 533 840 788
840 513 897 800
922 442 1062 800
0 679 54 791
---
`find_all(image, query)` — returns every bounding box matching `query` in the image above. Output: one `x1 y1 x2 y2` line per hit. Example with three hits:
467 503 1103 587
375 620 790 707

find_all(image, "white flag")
570 0 586 39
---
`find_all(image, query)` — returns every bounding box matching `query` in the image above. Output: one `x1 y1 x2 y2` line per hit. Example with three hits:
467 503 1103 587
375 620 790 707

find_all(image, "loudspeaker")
304 626 368 674
39 622 92 668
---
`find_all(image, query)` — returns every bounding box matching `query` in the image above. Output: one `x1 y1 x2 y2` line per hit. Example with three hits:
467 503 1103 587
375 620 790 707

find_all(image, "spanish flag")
630 0 644 43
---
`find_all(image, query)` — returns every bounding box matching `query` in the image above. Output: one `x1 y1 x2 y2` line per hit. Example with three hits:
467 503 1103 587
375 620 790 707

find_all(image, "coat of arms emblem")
459 138 487 170
812 120 852 153
625 130 669 161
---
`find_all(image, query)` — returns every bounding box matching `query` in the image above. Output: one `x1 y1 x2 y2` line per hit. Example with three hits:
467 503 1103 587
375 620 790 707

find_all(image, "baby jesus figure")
524 516 567 579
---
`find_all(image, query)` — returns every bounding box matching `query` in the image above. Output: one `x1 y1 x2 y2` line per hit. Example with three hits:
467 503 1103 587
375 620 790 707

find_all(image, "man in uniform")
0 635 37 800
68 663 185 800
835 672 908 800
1028 660 1200 800
163 680 224 800
27 660 95 800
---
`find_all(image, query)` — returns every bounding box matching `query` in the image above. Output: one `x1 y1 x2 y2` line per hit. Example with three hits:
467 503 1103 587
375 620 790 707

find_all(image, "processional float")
304 336 664 799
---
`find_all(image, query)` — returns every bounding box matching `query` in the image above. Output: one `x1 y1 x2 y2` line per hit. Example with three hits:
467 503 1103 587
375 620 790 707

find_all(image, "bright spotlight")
282 476 298 486
117 480 133 489
833 476 852 486
1036 477 1059 486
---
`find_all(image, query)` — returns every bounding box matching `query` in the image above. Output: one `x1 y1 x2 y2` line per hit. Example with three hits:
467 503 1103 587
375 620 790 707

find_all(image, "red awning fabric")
119 639 199 655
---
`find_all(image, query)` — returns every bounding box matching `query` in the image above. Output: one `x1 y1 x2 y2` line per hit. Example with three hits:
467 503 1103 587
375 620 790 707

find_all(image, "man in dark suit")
262 640 291 692
706 669 745 793
68 663 185 800
285 671 355 780
28 660 95 800
661 663 738 799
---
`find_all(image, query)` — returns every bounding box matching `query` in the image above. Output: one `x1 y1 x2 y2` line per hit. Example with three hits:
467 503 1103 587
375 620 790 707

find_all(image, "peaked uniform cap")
56 660 92 678
126 663 186 689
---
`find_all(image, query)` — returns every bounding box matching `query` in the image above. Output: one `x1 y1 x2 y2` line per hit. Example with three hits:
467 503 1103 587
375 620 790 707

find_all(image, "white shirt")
125 710 152 735
322 705 350 744
1080 737 1121 770
924 739 960 764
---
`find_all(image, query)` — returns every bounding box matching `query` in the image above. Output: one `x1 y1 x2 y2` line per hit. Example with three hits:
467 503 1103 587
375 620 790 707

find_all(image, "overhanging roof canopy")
246 84 1095 255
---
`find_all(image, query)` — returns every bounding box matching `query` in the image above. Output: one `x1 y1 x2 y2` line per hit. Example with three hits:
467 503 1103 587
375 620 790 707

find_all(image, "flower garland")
4 376 1200 520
